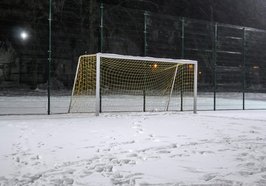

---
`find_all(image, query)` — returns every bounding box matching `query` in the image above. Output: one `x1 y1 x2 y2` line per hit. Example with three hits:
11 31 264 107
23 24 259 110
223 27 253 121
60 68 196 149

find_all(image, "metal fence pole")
48 0 52 115
99 1 104 113
143 11 148 112
144 11 148 56
100 2 104 53
181 18 185 58
181 17 185 111
213 23 218 111
242 28 246 110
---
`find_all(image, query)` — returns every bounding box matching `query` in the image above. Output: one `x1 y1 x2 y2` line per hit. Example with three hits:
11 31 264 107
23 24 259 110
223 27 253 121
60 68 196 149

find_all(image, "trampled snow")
1 110 266 185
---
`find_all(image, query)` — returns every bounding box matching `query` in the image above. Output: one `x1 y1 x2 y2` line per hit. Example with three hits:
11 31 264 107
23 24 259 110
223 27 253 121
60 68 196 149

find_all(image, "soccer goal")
68 53 197 115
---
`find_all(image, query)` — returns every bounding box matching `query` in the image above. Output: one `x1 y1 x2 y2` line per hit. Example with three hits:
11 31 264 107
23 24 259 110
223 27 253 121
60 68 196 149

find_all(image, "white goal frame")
70 53 198 116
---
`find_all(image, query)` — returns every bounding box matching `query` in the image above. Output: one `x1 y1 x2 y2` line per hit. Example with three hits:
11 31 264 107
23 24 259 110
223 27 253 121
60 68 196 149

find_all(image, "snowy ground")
1 110 266 186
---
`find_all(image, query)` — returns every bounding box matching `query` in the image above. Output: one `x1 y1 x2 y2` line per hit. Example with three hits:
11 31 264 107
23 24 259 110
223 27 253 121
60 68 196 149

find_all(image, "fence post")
48 0 52 115
144 11 148 56
242 28 246 110
181 18 185 58
99 1 104 113
181 17 185 111
143 11 149 112
100 1 104 53
213 23 217 111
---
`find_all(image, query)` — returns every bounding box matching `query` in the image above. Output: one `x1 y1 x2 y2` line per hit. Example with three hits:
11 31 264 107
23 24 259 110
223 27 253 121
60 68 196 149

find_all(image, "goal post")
68 53 197 115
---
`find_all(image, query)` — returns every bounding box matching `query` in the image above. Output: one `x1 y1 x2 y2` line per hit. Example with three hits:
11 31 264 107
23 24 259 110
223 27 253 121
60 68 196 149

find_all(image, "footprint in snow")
202 173 217 181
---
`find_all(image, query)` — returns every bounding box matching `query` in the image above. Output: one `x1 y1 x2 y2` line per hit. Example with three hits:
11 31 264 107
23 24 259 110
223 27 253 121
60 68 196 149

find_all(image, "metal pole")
213 23 217 111
181 17 185 111
48 0 52 115
143 11 148 112
143 89 146 112
144 11 148 56
99 1 104 113
100 1 104 52
242 28 246 110
181 18 185 59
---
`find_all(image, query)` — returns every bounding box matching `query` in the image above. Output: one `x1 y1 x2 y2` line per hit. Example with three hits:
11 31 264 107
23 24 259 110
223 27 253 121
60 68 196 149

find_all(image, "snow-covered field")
1 110 266 186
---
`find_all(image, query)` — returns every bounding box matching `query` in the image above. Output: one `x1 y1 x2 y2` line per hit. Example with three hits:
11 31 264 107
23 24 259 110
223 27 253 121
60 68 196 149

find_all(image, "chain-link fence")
0 2 266 115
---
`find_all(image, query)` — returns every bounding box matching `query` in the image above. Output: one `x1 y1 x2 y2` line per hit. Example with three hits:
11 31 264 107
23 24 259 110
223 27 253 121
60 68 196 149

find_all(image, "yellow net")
69 55 96 113
69 54 196 113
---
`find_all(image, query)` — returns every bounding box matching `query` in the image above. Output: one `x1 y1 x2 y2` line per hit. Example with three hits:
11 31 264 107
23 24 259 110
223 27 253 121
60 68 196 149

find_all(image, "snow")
1 110 266 186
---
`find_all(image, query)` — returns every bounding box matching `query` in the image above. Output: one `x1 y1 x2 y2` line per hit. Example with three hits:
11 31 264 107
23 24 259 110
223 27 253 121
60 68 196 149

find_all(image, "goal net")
68 53 197 115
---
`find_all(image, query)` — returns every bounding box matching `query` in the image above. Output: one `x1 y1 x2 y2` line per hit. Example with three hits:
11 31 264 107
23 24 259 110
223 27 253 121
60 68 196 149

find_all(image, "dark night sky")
1 0 266 29
103 0 266 29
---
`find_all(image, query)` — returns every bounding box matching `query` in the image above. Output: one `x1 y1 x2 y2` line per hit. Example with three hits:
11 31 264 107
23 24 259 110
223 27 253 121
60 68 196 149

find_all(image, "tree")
0 41 16 82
